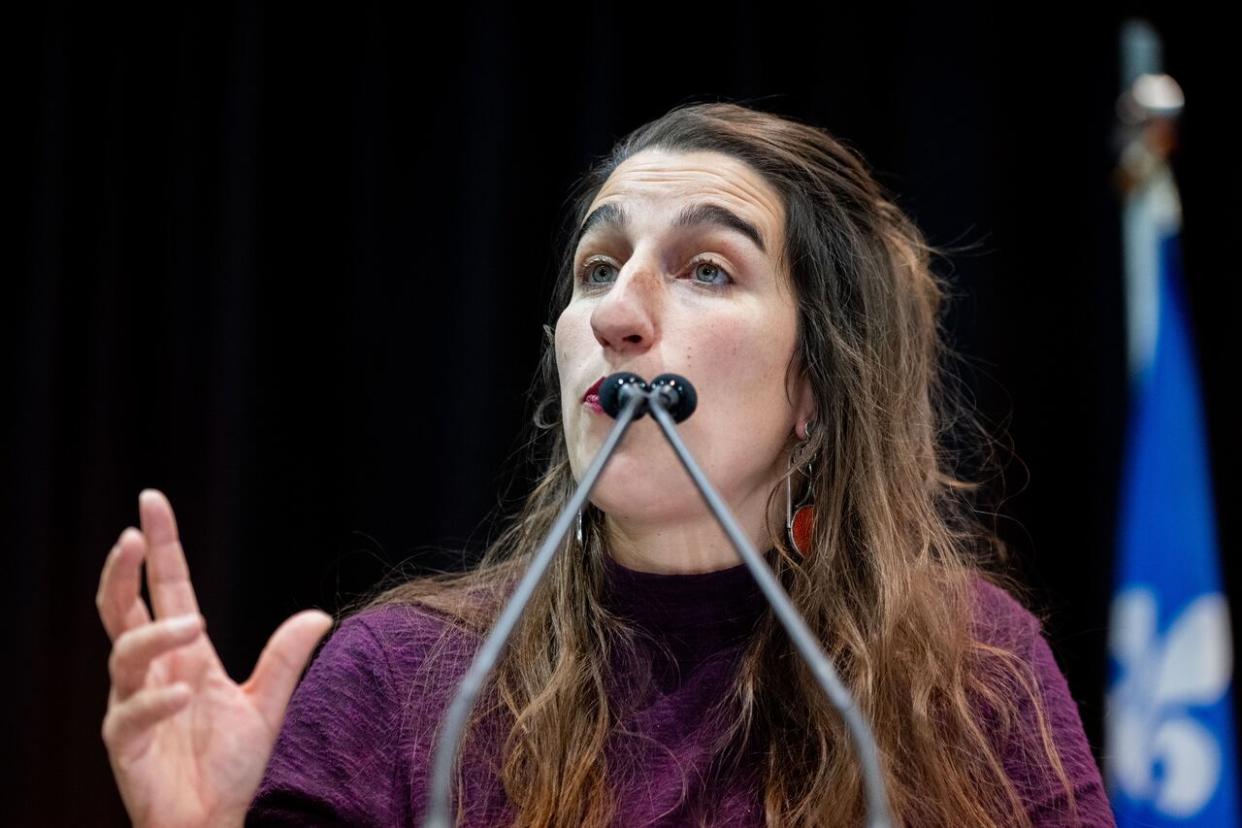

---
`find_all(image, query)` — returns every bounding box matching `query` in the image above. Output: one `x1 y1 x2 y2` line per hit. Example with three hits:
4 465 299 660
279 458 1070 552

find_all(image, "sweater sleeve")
1023 629 1116 826
246 610 405 827
974 579 1116 827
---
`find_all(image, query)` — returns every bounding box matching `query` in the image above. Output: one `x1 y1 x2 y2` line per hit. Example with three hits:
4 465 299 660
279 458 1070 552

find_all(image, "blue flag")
1106 160 1238 824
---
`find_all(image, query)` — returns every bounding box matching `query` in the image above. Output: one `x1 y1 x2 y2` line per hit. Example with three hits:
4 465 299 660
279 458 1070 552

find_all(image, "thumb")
245 609 335 733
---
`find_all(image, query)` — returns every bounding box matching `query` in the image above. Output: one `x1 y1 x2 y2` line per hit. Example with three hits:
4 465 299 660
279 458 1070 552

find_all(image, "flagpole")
1112 19 1183 383
1105 19 1239 827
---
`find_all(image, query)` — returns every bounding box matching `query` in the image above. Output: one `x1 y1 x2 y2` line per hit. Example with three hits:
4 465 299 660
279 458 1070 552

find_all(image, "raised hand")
98 489 333 828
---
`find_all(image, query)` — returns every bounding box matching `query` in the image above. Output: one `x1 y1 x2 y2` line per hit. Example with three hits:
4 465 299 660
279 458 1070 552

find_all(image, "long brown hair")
357 101 1077 826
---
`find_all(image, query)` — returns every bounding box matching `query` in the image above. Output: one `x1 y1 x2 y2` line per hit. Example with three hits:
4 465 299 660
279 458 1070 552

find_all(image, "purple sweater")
249 554 1114 826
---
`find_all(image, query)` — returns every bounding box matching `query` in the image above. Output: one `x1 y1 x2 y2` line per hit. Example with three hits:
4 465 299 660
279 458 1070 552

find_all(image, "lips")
583 376 605 413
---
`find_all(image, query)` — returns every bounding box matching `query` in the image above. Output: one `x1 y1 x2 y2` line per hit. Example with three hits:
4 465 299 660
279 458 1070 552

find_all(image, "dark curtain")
9 2 1235 823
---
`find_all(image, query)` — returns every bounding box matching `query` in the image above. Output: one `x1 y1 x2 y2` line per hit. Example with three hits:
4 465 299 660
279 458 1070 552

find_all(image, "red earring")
789 500 815 558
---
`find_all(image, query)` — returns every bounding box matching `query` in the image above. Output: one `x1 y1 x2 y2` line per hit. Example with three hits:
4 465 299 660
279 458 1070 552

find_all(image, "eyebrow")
575 201 768 254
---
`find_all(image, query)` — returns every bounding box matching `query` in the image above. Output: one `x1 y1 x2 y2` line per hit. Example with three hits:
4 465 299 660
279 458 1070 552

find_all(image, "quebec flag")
1106 155 1238 824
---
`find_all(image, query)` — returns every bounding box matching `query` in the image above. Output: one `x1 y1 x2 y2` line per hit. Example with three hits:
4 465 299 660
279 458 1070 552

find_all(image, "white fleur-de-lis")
1106 589 1233 816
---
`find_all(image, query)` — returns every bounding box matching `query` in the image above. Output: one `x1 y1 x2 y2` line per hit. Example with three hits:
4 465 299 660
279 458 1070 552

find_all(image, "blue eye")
584 261 616 284
691 259 730 286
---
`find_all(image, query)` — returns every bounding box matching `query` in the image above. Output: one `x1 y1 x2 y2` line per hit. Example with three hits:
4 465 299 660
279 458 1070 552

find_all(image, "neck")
601 484 782 575
594 439 800 574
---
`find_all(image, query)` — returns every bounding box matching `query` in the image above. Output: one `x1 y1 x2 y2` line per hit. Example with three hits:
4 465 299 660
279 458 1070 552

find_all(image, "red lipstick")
583 376 605 414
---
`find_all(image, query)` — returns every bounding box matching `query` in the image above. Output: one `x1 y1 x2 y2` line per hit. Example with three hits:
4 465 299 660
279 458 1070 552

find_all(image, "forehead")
581 149 784 251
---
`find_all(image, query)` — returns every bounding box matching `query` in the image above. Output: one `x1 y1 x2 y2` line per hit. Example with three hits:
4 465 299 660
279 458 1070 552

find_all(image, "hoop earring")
786 421 816 559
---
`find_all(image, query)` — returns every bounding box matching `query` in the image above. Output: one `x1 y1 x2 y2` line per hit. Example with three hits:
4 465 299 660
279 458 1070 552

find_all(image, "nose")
589 257 662 355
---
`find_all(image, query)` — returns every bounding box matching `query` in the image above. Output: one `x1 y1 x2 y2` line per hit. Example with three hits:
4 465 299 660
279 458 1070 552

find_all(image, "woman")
98 102 1114 826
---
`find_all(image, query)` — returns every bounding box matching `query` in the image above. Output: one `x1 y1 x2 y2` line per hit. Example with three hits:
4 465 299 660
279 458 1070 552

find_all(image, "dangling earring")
576 507 585 549
786 420 816 559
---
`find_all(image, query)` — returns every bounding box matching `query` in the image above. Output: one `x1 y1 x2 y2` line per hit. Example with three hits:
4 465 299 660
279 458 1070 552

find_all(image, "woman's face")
555 148 813 534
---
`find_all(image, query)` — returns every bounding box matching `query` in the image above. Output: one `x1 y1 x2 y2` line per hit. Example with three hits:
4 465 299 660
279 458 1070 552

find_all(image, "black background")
8 2 1236 823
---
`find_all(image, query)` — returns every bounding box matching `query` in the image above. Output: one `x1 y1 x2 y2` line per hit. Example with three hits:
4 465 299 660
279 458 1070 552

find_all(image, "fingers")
244 610 335 733
97 488 199 639
101 682 193 758
97 530 153 642
137 489 202 619
109 614 205 701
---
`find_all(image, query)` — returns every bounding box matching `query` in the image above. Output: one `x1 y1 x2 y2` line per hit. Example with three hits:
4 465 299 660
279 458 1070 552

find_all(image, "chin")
584 454 698 523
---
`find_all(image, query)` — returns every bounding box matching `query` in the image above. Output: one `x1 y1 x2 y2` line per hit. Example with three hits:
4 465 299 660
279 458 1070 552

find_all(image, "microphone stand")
423 377 893 828
422 387 647 828
644 387 893 828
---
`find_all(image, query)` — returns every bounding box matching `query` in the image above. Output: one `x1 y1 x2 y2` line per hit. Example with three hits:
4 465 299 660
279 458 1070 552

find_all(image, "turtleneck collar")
599 549 772 654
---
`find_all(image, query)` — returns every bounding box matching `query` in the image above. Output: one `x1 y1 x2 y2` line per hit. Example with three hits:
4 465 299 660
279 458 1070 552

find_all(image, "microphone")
596 371 696 422
639 376 893 828
648 373 697 422
597 371 650 419
424 372 893 828
423 372 648 828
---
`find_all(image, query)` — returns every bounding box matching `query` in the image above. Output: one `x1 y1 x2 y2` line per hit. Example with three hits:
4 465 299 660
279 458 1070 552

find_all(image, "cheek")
554 306 594 424
554 307 585 377
690 319 795 431
689 319 785 386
